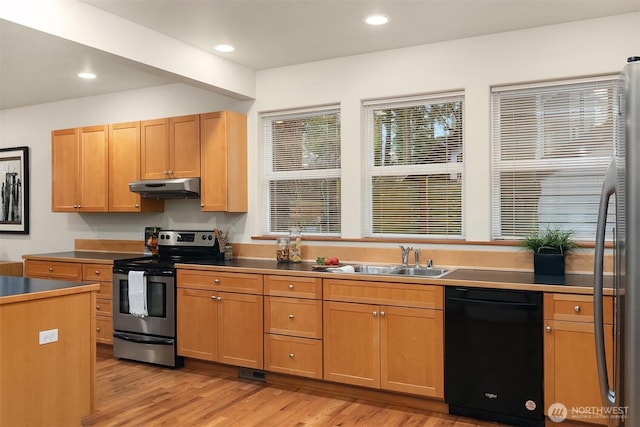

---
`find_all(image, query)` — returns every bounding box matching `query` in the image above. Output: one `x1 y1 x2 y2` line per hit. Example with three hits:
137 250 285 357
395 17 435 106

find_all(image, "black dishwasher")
445 286 544 427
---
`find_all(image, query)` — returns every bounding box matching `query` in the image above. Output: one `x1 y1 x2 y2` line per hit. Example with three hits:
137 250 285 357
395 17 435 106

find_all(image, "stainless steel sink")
395 267 453 278
352 264 452 278
353 265 400 275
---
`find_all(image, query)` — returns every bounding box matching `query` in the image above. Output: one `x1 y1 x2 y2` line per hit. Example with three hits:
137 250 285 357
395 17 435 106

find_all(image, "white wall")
250 12 640 242
1 13 639 262
0 83 252 260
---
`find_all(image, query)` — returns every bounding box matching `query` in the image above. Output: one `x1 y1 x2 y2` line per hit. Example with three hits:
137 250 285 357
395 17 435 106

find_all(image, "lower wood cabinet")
24 259 114 345
323 279 444 398
176 269 264 369
544 293 614 426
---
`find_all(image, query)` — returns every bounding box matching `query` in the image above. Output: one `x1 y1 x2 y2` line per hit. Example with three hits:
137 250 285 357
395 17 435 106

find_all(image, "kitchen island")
0 276 99 426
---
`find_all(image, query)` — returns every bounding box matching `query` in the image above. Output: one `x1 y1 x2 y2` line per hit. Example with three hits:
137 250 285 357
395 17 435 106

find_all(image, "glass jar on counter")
276 237 290 262
288 227 302 263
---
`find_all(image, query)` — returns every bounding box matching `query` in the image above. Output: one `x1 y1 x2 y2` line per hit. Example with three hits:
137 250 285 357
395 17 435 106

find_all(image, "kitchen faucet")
399 245 412 267
414 248 421 268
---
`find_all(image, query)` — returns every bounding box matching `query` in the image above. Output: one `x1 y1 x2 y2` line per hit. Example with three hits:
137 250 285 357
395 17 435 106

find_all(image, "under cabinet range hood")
128 177 200 199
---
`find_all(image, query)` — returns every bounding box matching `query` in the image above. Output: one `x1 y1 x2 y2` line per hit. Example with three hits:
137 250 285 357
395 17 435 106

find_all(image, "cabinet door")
380 306 444 398
177 288 217 361
141 118 169 179
217 292 263 369
79 125 109 212
323 301 379 388
200 111 247 212
545 320 614 425
51 128 79 212
109 122 163 212
169 115 200 177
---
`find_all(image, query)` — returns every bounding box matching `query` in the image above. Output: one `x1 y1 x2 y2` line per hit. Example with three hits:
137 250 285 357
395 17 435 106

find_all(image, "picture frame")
0 146 29 234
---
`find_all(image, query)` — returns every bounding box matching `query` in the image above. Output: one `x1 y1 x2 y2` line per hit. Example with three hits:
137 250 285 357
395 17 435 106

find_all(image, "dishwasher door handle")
448 296 539 310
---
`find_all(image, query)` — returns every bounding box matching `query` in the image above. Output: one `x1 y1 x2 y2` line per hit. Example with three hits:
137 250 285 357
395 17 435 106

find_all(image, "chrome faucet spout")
414 248 421 268
399 245 412 267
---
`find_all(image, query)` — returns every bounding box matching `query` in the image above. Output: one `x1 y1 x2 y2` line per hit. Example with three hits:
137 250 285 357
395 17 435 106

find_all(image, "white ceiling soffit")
83 0 640 70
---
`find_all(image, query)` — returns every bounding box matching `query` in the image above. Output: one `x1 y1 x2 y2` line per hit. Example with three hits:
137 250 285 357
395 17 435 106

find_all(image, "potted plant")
521 227 577 276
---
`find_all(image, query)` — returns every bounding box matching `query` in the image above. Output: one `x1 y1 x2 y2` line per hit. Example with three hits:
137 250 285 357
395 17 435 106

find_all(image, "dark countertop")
23 251 142 263
0 276 100 304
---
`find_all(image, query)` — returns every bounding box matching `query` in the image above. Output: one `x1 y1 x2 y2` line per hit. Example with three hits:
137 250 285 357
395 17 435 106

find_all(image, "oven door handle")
113 332 174 346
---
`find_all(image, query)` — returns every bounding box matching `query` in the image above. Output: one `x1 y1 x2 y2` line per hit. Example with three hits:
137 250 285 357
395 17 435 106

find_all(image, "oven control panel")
157 230 216 247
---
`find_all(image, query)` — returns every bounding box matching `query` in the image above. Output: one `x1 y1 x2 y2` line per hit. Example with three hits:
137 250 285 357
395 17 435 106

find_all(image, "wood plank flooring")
82 348 506 427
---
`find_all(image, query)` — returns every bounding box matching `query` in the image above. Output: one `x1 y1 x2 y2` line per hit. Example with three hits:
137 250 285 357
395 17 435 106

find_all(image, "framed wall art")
0 146 29 234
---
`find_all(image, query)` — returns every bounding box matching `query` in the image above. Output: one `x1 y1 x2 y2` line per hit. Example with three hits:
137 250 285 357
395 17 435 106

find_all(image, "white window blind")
363 93 464 238
491 76 618 240
262 106 341 235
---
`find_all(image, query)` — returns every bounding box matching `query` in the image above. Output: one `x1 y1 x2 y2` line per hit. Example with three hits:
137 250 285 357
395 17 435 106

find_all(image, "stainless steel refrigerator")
595 56 640 426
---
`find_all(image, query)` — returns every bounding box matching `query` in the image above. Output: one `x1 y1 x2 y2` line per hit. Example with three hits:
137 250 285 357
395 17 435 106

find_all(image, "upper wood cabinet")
200 111 247 212
51 125 108 212
108 122 163 213
141 115 200 179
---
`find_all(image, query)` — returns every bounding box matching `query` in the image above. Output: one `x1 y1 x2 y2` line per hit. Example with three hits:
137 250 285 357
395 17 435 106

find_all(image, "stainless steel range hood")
129 177 200 199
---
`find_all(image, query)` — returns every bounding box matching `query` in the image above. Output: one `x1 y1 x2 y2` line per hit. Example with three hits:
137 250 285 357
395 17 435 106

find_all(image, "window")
262 106 341 235
363 93 464 238
491 76 618 240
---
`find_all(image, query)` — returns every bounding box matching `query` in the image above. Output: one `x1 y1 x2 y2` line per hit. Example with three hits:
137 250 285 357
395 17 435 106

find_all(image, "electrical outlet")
39 328 58 345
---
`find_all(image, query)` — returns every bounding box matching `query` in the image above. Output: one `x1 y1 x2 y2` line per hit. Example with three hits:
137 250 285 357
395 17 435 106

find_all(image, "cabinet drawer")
264 275 322 299
82 263 113 283
97 282 113 299
96 297 112 317
323 279 443 309
264 297 322 339
96 316 113 344
24 260 82 281
544 294 613 323
177 269 263 294
264 334 323 379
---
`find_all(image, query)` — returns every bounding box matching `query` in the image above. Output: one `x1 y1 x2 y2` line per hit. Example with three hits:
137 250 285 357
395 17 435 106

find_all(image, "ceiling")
1 0 639 110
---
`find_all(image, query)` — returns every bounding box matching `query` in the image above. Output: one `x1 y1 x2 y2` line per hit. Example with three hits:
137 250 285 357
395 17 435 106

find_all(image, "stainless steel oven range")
112 230 220 367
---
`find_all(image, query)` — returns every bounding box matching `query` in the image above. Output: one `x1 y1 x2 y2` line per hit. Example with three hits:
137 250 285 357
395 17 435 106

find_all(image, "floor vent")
238 367 267 382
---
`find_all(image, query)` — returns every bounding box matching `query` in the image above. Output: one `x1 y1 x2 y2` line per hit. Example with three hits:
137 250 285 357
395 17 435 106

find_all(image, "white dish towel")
327 265 355 273
128 271 148 317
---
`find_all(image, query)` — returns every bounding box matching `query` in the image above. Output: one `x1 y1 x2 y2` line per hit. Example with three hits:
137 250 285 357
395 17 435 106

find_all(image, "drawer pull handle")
288 284 294 290
574 305 581 313
288 314 294 319
289 353 294 359
546 326 552 333
49 267 54 272
214 278 220 284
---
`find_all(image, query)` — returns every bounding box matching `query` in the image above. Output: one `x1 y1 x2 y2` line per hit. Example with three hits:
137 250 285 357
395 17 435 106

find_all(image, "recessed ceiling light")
214 44 235 53
364 14 389 26
77 72 96 79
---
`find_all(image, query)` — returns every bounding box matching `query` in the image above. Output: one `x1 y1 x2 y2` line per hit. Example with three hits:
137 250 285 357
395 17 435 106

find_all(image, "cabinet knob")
289 353 294 359
380 311 385 317
96 305 101 310
214 278 220 284
96 327 101 332
217 296 222 302
211 295 216 300
167 170 173 175
574 305 581 313
288 314 294 320
288 284 294 290
546 326 552 333
95 270 100 275
372 311 378 317
134 204 140 208
48 267 54 272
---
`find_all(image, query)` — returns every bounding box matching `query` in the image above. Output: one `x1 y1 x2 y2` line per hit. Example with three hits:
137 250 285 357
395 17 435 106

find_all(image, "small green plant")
521 227 577 255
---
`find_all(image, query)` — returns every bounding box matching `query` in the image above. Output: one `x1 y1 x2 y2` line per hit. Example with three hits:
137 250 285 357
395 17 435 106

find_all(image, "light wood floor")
83 348 507 427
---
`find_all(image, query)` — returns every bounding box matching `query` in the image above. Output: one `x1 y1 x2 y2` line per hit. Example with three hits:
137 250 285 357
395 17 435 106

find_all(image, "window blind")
491 76 618 240
262 106 341 235
363 93 464 238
